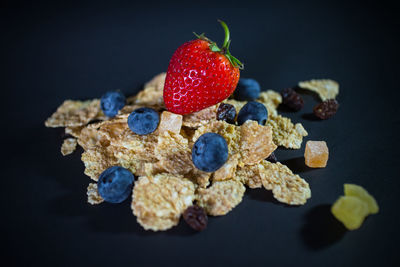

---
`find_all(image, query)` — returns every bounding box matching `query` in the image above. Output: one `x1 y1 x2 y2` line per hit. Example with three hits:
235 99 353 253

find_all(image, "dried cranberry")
217 103 236 124
313 99 339 119
281 88 304 111
183 205 208 231
266 152 277 163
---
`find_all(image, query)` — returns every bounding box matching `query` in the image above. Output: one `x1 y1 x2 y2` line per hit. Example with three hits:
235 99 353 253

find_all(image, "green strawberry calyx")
194 20 244 70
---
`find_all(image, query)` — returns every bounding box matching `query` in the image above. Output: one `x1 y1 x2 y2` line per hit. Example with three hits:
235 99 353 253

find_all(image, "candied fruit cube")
157 111 183 134
344 184 379 214
304 140 329 168
331 196 369 230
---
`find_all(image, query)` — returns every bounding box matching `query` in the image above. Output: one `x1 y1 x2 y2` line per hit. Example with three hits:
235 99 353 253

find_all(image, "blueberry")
100 91 126 117
237 101 268 126
233 78 261 101
128 107 159 135
97 166 135 203
192 133 228 172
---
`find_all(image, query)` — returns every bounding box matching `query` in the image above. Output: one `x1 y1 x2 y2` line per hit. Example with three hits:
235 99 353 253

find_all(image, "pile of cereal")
45 73 345 231
45 19 379 232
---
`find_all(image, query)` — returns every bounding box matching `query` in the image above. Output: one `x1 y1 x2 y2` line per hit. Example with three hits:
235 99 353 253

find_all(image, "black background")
2 0 400 266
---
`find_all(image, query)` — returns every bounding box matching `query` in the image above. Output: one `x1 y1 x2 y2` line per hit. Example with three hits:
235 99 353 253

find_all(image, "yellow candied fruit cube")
331 196 369 230
304 140 329 168
157 111 183 134
344 184 379 214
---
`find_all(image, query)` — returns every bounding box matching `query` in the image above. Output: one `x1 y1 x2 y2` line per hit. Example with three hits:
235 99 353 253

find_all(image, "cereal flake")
213 154 240 182
87 183 104 205
114 129 159 162
132 173 196 231
154 131 193 175
45 99 100 127
127 73 166 108
240 120 277 165
81 146 118 181
235 164 263 188
257 90 282 115
182 104 218 128
298 79 339 101
267 114 308 149
65 126 84 138
259 161 311 205
113 148 150 176
61 138 77 156
187 168 212 188
77 126 108 151
196 180 245 216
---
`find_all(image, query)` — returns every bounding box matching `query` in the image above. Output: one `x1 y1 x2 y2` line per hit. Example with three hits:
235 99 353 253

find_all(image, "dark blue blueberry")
128 107 159 135
100 91 126 117
233 78 261 101
237 101 268 126
97 166 135 203
192 133 228 172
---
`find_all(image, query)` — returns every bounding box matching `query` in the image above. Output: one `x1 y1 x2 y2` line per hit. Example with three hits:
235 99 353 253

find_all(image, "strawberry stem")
218 20 230 50
217 20 243 69
193 20 244 69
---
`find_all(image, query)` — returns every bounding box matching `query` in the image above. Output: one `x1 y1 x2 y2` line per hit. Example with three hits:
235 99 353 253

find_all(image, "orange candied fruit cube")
304 140 329 168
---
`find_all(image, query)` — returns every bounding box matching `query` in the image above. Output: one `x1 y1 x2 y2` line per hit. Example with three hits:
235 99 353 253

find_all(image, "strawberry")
163 20 243 115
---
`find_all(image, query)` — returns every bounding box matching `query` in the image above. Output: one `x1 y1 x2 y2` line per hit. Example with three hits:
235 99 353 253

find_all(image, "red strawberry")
163 20 243 115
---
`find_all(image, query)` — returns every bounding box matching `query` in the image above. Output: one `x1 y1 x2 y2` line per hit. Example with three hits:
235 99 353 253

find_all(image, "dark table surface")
2 1 399 266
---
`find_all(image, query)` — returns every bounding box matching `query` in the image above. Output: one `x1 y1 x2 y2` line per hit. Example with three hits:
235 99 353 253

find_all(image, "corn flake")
154 132 193 175
182 104 218 128
235 164 263 188
81 146 118 181
187 168 212 188
259 161 311 205
132 173 196 231
114 129 158 162
118 104 145 115
77 127 108 151
240 120 277 165
267 114 308 149
298 79 339 101
87 183 104 205
61 138 77 156
213 153 240 182
196 180 245 216
127 73 166 109
113 147 150 177
65 126 83 140
45 99 100 127
257 90 282 115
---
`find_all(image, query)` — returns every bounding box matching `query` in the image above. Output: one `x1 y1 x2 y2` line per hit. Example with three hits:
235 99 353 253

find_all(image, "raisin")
313 99 339 119
183 205 208 231
217 103 236 124
266 152 277 163
281 88 304 111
